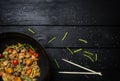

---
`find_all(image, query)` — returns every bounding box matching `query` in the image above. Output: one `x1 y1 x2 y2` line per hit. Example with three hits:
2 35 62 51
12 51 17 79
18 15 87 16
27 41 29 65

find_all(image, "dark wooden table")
0 0 120 81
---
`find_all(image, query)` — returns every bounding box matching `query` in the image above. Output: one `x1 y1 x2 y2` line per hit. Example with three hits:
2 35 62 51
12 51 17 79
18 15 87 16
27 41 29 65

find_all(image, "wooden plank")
0 0 120 25
0 26 120 48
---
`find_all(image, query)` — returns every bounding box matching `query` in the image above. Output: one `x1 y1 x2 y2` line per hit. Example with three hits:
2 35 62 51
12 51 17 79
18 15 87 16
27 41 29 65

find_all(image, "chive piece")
84 51 94 55
66 48 73 54
18 59 22 71
20 43 26 49
0 59 5 61
95 54 98 61
25 77 32 81
29 45 35 51
48 37 56 44
62 32 68 41
73 48 82 53
28 28 35 34
28 78 32 81
54 59 60 68
84 54 94 62
78 39 88 44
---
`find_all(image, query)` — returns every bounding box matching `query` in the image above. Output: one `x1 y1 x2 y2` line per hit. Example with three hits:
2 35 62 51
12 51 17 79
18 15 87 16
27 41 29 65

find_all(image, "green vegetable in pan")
0 43 40 81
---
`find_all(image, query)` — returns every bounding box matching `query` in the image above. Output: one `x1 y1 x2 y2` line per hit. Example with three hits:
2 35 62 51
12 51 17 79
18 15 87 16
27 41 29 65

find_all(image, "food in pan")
0 43 40 81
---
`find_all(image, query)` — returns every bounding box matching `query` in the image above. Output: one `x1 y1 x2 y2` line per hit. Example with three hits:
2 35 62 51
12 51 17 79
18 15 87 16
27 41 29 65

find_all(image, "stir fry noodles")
0 43 40 81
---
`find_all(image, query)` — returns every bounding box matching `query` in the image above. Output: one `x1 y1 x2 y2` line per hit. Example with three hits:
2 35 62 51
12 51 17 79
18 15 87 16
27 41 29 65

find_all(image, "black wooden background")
0 0 120 81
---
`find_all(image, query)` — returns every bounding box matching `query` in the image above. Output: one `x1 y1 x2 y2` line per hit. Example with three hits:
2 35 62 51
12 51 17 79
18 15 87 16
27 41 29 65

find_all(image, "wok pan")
0 32 50 81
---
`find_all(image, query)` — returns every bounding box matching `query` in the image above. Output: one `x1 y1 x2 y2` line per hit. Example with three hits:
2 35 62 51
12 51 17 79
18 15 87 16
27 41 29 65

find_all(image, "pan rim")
0 32 50 81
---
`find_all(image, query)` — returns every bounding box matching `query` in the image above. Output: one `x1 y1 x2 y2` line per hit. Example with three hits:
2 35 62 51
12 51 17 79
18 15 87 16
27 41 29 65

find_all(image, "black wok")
0 32 50 81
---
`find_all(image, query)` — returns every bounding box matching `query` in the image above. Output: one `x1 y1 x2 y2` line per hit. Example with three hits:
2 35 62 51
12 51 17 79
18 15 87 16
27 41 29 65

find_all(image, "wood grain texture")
0 0 120 80
0 26 120 48
0 0 120 25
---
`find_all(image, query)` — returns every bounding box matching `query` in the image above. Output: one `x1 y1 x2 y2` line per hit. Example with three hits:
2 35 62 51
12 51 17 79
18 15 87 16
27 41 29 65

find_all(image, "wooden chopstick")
58 71 101 75
62 59 102 76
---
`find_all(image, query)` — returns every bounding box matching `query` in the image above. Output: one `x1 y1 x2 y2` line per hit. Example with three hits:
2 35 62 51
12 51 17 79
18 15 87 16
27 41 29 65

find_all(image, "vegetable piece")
0 54 2 58
83 54 94 62
25 77 32 81
18 43 22 48
26 59 33 66
84 51 94 55
0 72 3 76
29 49 34 55
15 77 22 81
20 43 26 49
48 37 56 44
26 68 32 76
66 48 73 54
73 48 82 53
0 59 5 61
6 68 13 74
78 39 88 44
31 55 38 61
18 59 22 71
6 48 13 53
95 54 98 61
13 59 19 66
6 48 12 51
34 53 39 58
62 32 68 41
28 28 35 34
54 59 60 68
29 45 35 52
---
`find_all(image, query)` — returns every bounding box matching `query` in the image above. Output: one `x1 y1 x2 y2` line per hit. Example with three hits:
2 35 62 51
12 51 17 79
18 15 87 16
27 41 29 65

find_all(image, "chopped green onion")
18 59 22 71
21 43 26 49
84 51 94 55
29 45 35 51
24 77 32 81
28 78 32 81
48 37 56 44
84 54 94 62
28 28 35 34
73 48 82 53
95 54 98 61
78 39 88 44
66 48 73 54
62 32 68 41
54 59 60 68
0 59 5 61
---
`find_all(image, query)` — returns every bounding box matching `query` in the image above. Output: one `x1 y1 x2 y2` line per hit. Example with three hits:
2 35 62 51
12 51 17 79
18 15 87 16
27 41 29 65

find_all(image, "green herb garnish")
54 59 60 68
28 28 35 34
18 59 22 71
78 39 88 44
25 77 32 81
62 32 68 41
29 45 35 51
21 43 26 49
66 47 73 54
0 59 5 61
84 51 94 55
73 48 82 53
95 54 98 61
48 37 56 44
83 54 94 62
